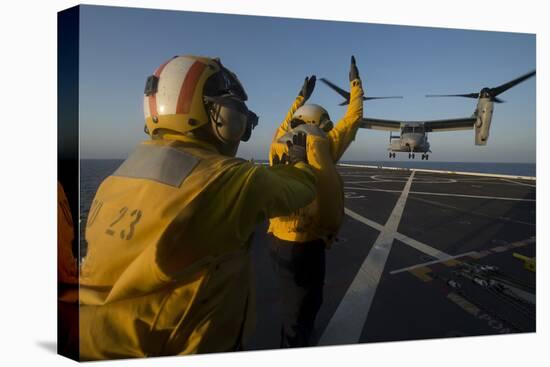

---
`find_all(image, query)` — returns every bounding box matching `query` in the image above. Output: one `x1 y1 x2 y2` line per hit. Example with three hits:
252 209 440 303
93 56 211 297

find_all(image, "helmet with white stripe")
143 55 258 142
290 104 333 132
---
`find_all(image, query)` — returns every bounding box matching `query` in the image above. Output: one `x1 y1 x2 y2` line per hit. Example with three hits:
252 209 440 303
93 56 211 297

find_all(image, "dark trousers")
269 236 326 348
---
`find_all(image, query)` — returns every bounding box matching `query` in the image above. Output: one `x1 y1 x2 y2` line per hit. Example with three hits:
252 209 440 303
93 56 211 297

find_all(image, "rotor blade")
322 78 402 104
490 70 535 96
491 97 505 103
425 93 479 99
364 96 404 100
320 78 350 101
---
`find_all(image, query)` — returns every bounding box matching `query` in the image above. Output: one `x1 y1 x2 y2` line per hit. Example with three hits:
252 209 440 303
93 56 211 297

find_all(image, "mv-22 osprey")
321 70 535 160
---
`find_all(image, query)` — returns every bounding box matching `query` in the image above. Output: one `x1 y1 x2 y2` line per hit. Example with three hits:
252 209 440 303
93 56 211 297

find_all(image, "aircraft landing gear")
421 154 429 160
389 152 396 159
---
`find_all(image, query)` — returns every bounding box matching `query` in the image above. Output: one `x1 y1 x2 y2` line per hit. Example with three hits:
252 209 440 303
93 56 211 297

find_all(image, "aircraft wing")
360 118 402 131
424 117 477 132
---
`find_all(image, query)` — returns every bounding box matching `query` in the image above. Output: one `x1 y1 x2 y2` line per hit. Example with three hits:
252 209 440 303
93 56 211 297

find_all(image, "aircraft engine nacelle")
475 99 494 146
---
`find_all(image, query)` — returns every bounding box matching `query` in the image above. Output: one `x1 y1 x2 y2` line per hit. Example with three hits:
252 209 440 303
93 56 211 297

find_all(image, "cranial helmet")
290 104 333 132
143 55 258 143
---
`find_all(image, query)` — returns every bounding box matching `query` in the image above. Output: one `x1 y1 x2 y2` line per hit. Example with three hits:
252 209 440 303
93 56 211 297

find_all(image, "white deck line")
338 163 536 181
500 178 536 188
344 207 450 259
318 171 415 345
389 251 478 275
344 186 536 202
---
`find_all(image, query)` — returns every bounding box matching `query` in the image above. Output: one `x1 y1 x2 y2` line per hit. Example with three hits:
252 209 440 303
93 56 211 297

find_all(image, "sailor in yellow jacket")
58 55 317 360
268 56 364 347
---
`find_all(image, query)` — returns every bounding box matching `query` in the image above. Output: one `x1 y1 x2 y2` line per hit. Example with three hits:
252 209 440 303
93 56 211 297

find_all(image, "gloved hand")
272 153 289 165
286 132 308 165
298 75 316 101
349 55 360 81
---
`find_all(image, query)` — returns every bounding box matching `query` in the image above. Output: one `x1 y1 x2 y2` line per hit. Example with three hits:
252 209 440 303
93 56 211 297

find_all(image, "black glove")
286 132 308 165
298 75 316 101
349 55 360 81
272 153 289 165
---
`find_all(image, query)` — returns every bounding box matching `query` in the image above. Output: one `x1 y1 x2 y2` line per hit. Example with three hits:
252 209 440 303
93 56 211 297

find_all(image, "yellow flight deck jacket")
268 78 364 245
60 135 316 360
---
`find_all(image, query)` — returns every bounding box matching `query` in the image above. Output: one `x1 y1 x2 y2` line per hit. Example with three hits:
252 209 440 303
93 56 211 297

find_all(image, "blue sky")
79 5 536 162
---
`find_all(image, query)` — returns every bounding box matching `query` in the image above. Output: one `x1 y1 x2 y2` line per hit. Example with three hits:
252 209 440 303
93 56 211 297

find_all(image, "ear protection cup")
205 95 259 143
319 119 334 132
209 104 247 143
241 111 259 142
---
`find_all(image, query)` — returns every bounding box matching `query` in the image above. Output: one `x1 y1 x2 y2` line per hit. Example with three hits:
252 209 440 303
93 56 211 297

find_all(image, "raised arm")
328 56 364 162
272 76 317 142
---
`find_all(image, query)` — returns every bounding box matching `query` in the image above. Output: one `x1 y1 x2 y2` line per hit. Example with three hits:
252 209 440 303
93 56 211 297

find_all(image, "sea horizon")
79 159 536 177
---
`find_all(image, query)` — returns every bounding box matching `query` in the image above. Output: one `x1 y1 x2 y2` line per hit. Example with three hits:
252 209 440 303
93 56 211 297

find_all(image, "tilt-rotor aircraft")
321 70 535 160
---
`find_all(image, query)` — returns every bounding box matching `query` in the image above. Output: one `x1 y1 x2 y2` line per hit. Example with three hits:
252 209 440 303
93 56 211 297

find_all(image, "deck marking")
319 171 415 345
389 251 477 275
344 186 535 202
338 163 535 181
409 267 434 282
344 207 450 260
500 178 536 188
407 195 535 227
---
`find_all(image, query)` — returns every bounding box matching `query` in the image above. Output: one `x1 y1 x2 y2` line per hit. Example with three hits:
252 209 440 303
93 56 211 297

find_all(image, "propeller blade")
491 97 505 103
364 96 403 100
425 93 479 99
322 78 402 105
320 78 350 101
490 70 536 96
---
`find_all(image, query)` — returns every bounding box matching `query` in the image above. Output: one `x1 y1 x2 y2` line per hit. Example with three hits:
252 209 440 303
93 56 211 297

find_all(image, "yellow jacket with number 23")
268 77 363 245
59 55 318 360
76 136 316 360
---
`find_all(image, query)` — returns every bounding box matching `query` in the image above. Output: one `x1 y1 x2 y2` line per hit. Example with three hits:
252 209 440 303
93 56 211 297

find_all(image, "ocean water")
79 159 535 254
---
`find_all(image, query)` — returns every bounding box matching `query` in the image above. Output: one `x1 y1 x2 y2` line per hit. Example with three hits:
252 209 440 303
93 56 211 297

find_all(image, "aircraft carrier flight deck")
248 164 536 349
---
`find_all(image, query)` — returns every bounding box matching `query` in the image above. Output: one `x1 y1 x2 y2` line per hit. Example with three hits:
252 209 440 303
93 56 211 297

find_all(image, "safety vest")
73 139 256 360
268 131 344 244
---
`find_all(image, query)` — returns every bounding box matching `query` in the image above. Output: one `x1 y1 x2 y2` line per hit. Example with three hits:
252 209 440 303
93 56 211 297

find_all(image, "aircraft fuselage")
388 124 430 153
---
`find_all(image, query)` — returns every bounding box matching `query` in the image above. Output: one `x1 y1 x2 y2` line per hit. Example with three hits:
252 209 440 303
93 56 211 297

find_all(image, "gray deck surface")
246 166 536 350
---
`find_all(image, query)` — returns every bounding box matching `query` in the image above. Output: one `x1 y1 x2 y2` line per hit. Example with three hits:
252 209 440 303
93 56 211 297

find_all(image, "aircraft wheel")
412 153 415 159
426 155 429 160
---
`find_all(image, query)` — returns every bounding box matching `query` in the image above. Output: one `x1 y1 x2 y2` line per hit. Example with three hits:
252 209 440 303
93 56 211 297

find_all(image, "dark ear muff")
209 103 247 144
241 110 258 142
205 95 257 143
321 120 334 132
